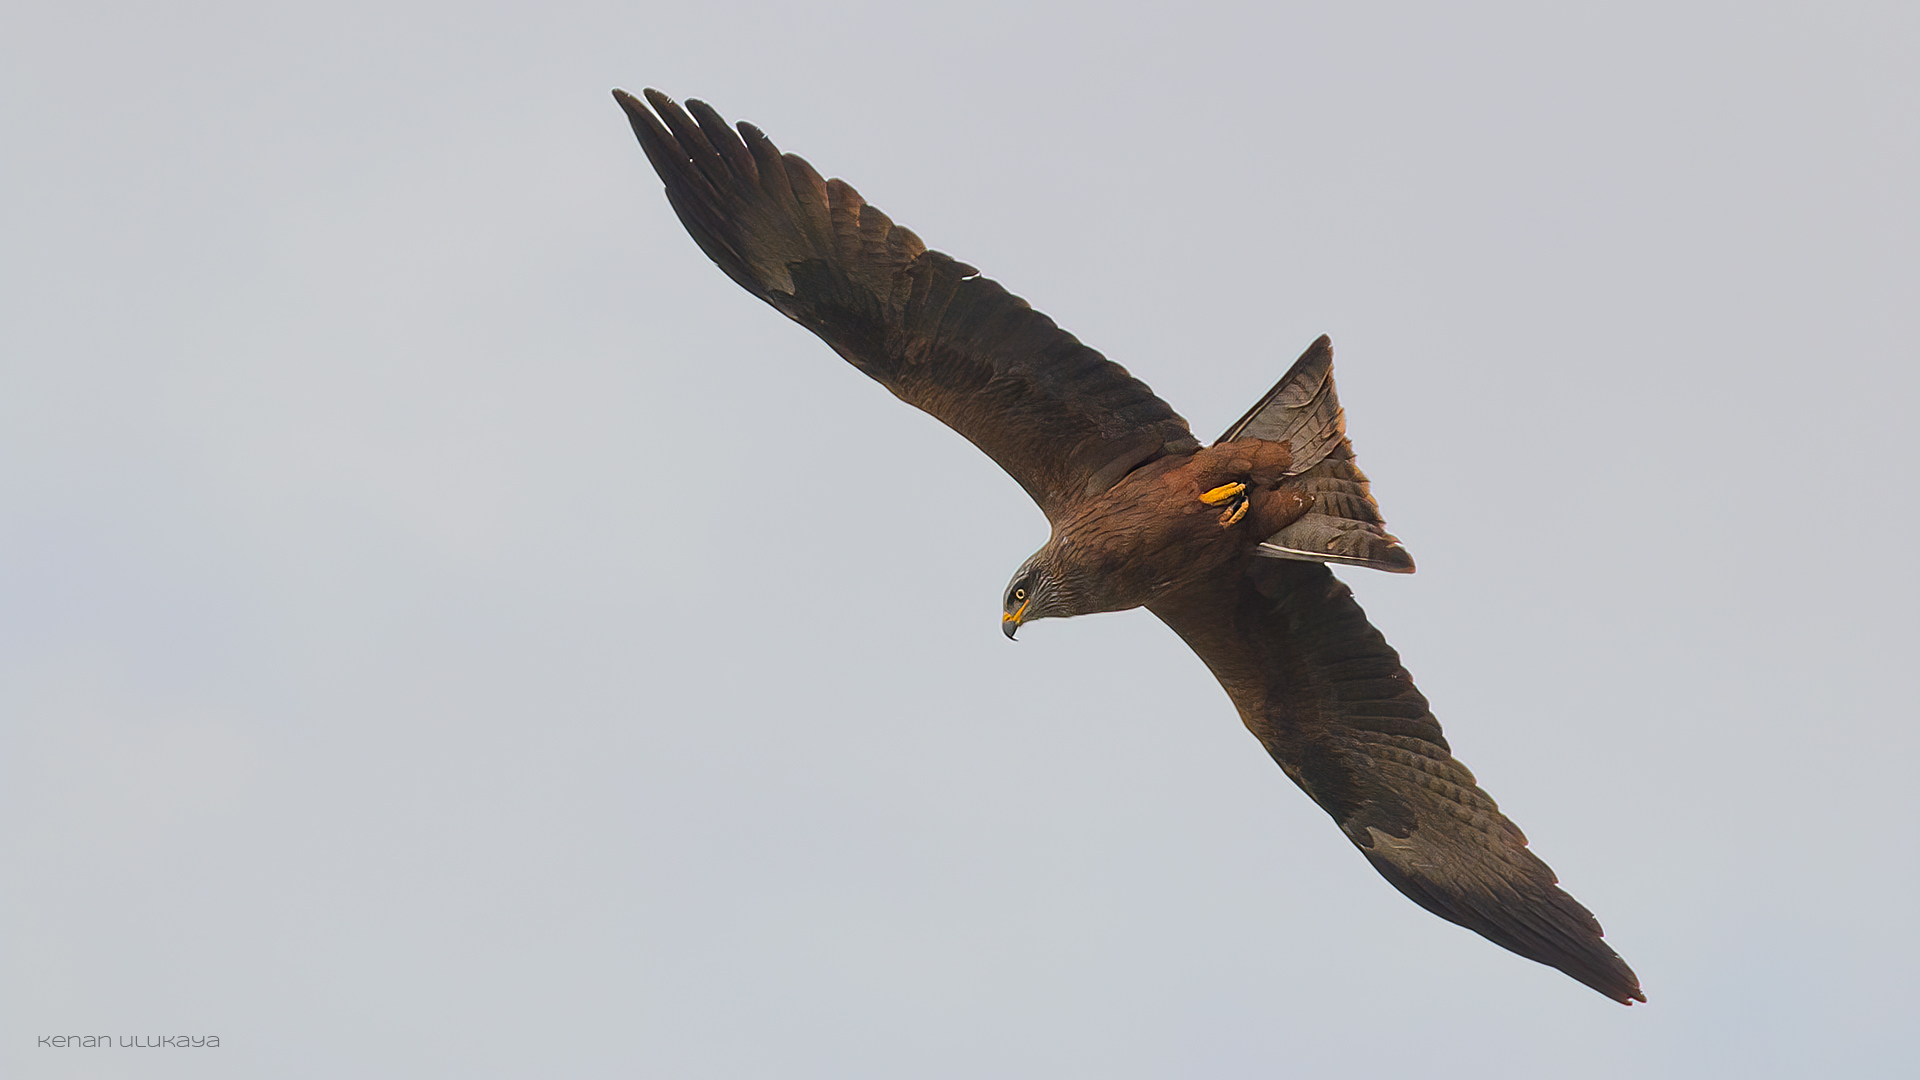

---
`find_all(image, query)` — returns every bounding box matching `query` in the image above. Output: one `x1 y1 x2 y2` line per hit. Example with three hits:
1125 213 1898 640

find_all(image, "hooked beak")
1001 599 1029 640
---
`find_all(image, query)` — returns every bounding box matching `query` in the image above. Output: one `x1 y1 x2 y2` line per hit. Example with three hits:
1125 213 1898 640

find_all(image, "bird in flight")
614 88 1643 1004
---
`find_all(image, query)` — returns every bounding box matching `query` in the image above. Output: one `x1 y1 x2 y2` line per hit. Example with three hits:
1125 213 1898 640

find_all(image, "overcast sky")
4 2 1916 1077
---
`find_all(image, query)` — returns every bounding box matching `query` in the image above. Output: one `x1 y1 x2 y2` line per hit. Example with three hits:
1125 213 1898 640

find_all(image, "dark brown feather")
1149 559 1644 1004
615 89 1198 522
619 88 1641 1005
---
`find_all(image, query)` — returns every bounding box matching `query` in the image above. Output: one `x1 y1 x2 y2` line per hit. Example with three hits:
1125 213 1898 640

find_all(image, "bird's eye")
1012 587 1028 603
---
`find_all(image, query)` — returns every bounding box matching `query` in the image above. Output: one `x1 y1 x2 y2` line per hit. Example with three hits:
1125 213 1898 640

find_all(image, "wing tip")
1564 937 1646 1005
610 86 667 111
1559 961 1645 1005
1358 842 1645 1005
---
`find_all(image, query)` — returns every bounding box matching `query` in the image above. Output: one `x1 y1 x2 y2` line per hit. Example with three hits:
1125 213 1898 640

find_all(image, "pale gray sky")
4 1 1916 1077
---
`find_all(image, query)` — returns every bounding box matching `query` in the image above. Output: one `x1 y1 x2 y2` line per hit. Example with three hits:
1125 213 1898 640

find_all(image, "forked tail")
1219 336 1415 574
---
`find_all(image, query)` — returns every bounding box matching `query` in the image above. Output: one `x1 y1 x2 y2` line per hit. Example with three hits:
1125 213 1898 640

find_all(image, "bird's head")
1001 552 1073 640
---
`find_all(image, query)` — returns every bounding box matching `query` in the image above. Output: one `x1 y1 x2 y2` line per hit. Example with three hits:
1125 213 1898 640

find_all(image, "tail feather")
1220 337 1414 574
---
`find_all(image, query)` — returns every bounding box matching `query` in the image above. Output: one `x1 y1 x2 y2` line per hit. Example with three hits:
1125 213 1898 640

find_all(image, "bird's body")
1026 439 1306 618
615 87 1643 1004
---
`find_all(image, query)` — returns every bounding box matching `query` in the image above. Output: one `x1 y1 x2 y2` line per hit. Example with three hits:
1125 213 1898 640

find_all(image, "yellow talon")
1199 481 1246 506
1220 500 1249 527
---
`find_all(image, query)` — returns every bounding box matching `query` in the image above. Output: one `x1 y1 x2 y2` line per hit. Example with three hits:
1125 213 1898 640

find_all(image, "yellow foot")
1199 481 1247 506
1219 499 1249 527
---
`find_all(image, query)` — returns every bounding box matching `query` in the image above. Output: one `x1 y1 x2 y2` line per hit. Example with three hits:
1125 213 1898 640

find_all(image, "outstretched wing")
616 89 1199 522
1149 560 1644 1003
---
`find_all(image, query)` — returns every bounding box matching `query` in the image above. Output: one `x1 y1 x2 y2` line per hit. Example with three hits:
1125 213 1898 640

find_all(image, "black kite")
615 88 1642 1005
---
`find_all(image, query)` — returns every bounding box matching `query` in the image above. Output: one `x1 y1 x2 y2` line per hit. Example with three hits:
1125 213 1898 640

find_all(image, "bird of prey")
614 88 1643 1005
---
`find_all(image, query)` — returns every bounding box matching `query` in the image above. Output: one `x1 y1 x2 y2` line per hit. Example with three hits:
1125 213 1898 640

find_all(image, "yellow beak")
1002 598 1029 640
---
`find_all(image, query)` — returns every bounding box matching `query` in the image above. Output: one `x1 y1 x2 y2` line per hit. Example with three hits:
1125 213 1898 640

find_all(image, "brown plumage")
615 88 1643 1005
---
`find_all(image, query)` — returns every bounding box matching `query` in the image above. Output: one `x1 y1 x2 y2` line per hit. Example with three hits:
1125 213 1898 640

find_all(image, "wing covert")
616 89 1198 521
